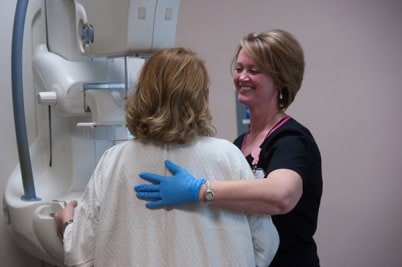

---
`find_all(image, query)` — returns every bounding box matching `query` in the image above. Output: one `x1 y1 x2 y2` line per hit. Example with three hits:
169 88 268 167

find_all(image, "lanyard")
242 115 291 177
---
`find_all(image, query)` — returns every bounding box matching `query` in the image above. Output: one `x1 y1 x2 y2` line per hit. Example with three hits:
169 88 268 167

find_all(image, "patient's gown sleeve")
63 151 109 267
234 150 280 267
247 213 279 267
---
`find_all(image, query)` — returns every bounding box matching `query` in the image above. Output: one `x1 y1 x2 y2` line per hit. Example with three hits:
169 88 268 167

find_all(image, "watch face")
205 190 214 201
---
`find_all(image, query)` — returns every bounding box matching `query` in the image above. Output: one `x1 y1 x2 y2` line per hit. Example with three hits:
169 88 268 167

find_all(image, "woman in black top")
234 117 322 266
135 29 323 267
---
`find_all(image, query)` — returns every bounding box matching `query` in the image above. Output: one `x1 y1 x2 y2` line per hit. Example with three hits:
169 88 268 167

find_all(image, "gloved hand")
134 160 206 209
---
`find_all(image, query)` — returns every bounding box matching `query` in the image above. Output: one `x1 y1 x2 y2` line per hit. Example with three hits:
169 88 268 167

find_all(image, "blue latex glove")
134 160 206 209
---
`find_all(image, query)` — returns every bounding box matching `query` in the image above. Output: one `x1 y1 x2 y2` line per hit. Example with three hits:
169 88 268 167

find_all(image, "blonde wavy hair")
126 47 216 144
231 29 305 110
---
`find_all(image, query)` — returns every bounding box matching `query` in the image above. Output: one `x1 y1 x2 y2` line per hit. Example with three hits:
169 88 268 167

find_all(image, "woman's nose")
239 71 250 81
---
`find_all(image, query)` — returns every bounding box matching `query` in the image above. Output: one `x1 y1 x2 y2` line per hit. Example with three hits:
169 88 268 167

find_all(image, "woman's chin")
238 93 253 105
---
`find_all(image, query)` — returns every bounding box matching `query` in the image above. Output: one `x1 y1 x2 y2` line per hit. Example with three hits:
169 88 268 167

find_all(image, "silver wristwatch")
204 179 215 202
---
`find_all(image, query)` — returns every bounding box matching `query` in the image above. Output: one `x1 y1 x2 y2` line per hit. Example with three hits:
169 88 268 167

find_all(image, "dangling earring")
278 89 284 108
279 90 284 101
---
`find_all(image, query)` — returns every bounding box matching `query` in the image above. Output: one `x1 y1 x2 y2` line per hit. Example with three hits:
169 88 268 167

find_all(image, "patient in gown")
54 47 279 267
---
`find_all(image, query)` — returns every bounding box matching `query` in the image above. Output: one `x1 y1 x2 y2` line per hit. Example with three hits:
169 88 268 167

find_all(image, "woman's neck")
248 109 284 134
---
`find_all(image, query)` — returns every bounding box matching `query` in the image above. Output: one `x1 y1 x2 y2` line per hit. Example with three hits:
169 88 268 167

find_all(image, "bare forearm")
200 169 303 215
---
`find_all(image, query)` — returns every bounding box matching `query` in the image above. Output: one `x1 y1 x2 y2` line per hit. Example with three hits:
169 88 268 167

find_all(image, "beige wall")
1 0 402 266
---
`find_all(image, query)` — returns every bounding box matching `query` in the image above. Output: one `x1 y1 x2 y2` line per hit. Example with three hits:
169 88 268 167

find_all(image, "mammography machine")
3 0 180 265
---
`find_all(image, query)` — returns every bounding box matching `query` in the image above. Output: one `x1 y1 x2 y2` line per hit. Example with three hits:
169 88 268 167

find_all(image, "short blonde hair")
232 29 305 109
126 47 215 144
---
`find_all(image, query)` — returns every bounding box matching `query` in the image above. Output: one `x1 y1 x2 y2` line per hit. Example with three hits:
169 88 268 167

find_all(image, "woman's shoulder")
263 117 321 156
103 139 133 154
274 117 315 139
198 136 241 151
196 137 253 178
195 137 247 162
281 117 308 130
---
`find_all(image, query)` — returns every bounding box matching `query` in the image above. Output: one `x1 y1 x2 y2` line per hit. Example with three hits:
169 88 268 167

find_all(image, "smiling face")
233 49 279 111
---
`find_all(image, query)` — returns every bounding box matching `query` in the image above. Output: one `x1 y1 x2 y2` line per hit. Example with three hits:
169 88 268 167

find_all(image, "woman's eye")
234 66 243 73
233 66 261 75
250 68 261 75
